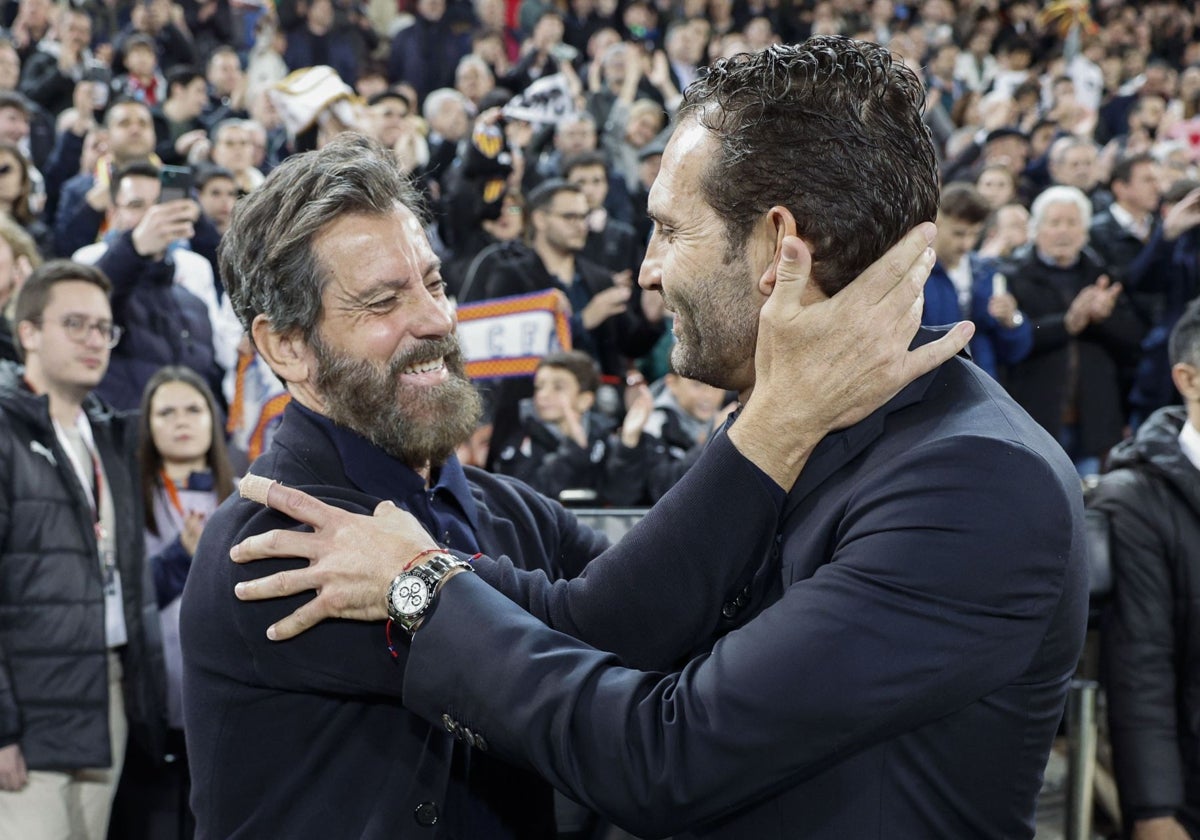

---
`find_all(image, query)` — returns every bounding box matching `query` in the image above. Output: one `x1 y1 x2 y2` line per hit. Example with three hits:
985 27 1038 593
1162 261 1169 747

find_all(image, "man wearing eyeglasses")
461 177 664 467
0 260 165 840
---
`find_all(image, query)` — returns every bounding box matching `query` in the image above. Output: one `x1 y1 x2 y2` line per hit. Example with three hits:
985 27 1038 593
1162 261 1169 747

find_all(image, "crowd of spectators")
0 0 1197 835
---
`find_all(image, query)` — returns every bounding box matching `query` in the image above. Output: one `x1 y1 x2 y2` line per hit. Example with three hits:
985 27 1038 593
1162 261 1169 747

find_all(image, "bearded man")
179 133 591 839
184 106 966 834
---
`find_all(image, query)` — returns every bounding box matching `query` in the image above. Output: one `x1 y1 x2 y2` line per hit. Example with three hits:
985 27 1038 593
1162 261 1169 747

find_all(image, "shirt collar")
293 401 479 530
1181 418 1200 473
1109 202 1151 238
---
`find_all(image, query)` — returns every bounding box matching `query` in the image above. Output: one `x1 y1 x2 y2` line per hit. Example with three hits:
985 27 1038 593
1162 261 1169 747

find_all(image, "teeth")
401 357 445 375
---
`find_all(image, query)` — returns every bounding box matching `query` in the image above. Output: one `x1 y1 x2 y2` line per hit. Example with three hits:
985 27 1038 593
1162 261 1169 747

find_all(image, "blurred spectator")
111 35 167 109
111 366 236 840
493 350 644 505
153 65 211 166
1047 135 1112 215
563 149 640 276
115 0 200 74
924 182 1032 380
0 139 50 255
977 201 1030 260
454 53 495 109
72 161 230 410
619 368 735 503
283 0 360 88
0 260 165 840
387 0 473 104
209 118 264 193
1127 180 1200 425
1093 300 1200 840
975 162 1017 209
18 4 99 117
1090 153 1165 326
6 0 53 64
0 40 53 169
0 214 38 361
1003 186 1145 475
55 98 157 259
203 46 249 127
191 163 237 292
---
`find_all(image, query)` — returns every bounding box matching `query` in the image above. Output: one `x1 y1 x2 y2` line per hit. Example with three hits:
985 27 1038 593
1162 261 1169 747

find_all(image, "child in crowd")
494 350 645 505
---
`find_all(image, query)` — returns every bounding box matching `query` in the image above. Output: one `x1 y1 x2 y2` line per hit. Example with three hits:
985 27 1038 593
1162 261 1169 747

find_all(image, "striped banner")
456 289 572 379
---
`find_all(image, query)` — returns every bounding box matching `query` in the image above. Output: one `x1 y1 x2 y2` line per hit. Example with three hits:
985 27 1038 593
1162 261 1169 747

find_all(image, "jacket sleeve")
0 432 19 748
1094 470 1186 822
18 52 75 113
54 179 104 258
149 535 192 610
404 435 1079 837
471 431 781 672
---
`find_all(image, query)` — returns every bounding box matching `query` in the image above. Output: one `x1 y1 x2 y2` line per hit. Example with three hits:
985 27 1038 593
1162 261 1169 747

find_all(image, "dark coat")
459 240 662 378
181 402 607 838
385 15 472 102
1002 245 1146 458
1088 210 1165 326
0 362 165 770
93 231 222 410
1092 407 1200 835
403 342 1090 839
493 400 645 506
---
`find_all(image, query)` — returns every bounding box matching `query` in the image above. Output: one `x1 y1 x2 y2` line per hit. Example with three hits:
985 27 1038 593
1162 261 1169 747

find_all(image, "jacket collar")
783 326 960 518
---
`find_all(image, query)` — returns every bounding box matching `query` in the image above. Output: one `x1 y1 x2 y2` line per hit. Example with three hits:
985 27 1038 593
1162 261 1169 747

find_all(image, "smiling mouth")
400 358 446 375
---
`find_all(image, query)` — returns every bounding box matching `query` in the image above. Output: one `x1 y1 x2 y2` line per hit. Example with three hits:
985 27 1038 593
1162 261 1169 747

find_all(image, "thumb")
769 235 814 300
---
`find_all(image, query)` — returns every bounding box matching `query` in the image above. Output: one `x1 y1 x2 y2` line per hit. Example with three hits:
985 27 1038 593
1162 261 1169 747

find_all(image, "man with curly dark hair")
231 37 1085 839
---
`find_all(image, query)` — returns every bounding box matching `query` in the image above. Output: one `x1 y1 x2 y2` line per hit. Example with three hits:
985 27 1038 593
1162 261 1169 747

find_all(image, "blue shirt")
294 402 480 554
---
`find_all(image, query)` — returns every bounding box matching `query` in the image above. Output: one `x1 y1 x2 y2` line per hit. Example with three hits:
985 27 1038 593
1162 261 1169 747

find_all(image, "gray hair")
421 88 475 122
1029 185 1092 234
218 133 425 342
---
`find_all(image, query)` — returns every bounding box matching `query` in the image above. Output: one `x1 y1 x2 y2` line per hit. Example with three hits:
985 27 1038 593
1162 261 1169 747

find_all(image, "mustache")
388 334 464 375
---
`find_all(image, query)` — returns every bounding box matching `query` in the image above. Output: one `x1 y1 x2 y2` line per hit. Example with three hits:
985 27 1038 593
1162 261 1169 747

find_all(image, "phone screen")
159 165 193 203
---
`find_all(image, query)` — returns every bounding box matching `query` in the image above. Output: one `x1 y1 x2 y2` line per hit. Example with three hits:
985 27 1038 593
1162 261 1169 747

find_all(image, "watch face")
391 574 430 618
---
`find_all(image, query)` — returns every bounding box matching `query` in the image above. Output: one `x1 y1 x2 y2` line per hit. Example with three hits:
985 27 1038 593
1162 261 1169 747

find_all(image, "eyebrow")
338 260 443 305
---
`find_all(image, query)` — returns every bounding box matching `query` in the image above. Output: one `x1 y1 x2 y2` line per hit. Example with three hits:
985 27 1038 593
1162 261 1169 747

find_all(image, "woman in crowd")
0 141 51 256
113 366 235 839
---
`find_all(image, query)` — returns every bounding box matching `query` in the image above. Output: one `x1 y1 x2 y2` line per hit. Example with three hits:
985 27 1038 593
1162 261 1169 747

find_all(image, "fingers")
904 321 975 379
265 605 324 641
847 222 937 306
234 567 315 601
240 478 338 531
231 527 319 563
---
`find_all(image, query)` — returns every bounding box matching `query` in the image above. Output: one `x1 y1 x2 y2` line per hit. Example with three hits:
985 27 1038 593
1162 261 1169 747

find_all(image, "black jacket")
493 400 645 506
0 362 165 770
1092 407 1200 835
1002 245 1146 459
182 402 607 838
459 240 662 378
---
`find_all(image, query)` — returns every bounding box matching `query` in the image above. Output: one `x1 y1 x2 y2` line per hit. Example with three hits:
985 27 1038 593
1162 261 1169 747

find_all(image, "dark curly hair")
678 36 939 296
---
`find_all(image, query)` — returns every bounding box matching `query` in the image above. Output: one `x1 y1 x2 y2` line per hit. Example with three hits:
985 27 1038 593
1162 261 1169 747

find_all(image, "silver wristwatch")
387 552 473 636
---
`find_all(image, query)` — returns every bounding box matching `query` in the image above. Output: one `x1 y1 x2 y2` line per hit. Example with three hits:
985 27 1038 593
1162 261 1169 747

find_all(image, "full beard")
312 332 483 469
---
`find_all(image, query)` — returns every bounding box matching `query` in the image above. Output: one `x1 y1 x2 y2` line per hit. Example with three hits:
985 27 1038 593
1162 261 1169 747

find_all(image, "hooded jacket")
0 361 165 769
1091 406 1200 833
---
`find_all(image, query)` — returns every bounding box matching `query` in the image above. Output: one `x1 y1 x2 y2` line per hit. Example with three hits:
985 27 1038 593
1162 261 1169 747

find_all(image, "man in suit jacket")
232 39 1081 840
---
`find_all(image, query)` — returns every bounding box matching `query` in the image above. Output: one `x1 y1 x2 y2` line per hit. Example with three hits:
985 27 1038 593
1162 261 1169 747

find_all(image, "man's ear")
251 314 313 386
575 389 596 414
758 205 803 296
15 319 38 359
1173 362 1200 402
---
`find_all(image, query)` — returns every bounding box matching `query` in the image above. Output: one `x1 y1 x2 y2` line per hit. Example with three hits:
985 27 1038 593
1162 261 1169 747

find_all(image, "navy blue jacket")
181 402 605 838
922 253 1032 379
93 232 222 410
403 341 1090 839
